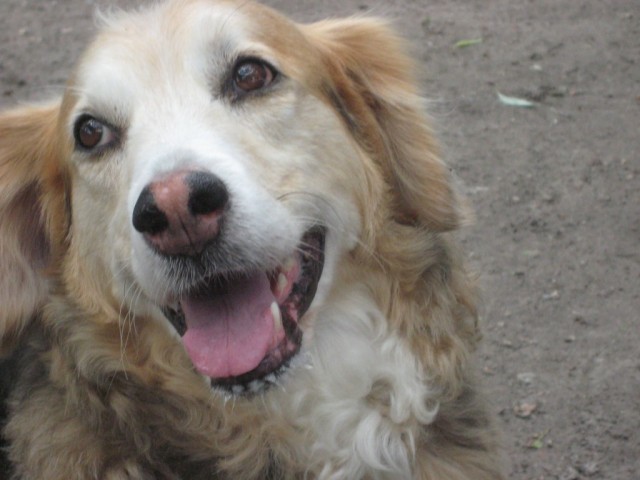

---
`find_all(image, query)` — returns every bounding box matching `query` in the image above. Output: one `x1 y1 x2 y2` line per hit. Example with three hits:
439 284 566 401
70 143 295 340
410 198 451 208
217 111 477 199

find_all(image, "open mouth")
165 227 325 395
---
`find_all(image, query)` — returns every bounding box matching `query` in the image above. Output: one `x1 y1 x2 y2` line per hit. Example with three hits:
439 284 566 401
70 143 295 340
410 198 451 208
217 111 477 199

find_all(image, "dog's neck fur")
9 228 475 479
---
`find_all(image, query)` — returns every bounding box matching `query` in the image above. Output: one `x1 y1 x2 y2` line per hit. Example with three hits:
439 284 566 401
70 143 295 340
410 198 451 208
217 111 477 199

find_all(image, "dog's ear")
0 103 67 353
308 18 462 230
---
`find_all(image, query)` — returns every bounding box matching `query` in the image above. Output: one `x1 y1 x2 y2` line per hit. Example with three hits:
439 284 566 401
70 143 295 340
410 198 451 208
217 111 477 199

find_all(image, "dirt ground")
1 0 638 479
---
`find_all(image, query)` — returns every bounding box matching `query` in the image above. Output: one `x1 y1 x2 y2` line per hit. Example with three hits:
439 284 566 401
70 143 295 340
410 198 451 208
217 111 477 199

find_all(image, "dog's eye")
74 115 117 151
232 59 276 94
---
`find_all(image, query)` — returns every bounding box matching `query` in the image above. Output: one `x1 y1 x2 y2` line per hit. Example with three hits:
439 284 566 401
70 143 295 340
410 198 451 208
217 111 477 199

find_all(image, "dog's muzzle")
133 169 325 395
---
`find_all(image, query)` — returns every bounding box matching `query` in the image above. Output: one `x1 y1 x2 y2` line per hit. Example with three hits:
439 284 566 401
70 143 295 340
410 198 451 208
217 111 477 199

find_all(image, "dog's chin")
163 227 325 396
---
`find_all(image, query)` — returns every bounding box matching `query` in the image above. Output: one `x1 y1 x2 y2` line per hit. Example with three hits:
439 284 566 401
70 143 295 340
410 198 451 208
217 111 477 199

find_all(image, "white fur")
62 2 439 477
70 3 363 306
268 287 438 479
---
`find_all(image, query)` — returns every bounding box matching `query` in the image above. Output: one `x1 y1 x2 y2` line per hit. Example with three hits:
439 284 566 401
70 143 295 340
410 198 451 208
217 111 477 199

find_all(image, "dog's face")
65 1 368 393
1 0 461 394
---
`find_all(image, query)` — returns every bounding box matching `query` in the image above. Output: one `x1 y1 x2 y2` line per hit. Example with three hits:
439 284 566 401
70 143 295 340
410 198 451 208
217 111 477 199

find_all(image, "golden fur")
0 1 505 478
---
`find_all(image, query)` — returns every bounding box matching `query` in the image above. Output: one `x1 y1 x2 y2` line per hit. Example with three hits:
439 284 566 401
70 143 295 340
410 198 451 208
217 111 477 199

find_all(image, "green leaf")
454 38 483 48
528 429 550 449
497 92 536 108
530 438 544 449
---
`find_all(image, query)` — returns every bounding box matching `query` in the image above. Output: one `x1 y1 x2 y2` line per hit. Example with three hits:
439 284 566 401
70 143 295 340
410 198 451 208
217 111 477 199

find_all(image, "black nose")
186 171 229 216
131 170 230 256
132 186 168 235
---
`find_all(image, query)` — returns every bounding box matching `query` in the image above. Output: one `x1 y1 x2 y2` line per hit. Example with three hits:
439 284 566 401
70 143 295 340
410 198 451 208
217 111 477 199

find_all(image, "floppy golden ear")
0 103 67 353
308 18 462 231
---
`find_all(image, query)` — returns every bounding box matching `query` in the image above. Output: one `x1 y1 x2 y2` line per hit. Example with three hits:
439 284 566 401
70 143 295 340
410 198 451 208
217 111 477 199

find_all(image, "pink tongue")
181 272 278 379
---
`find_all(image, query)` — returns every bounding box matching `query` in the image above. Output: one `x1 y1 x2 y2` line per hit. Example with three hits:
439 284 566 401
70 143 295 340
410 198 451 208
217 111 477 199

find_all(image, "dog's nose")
132 170 229 256
187 171 229 217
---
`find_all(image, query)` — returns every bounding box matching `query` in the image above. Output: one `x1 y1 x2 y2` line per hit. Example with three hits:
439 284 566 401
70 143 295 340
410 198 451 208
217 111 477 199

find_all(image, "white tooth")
265 373 277 384
249 380 263 393
283 256 296 272
277 273 288 294
271 302 283 332
232 385 244 395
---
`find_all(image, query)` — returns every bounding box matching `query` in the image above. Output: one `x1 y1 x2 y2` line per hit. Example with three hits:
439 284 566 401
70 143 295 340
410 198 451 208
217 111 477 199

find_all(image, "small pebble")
579 461 599 476
517 372 536 385
560 466 579 480
514 400 538 418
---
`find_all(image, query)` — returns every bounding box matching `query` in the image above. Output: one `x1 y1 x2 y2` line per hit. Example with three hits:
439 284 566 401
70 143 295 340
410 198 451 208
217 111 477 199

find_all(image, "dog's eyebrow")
219 0 253 28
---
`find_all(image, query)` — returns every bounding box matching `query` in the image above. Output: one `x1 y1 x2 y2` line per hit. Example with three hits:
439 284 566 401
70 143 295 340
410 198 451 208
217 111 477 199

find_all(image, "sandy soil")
1 1 638 478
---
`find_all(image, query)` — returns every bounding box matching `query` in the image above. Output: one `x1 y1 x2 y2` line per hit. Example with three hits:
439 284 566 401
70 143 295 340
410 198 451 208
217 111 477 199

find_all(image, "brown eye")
74 115 117 151
233 59 276 94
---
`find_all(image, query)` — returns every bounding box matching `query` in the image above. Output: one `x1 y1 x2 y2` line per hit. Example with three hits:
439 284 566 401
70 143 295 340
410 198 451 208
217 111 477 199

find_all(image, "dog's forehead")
69 0 308 111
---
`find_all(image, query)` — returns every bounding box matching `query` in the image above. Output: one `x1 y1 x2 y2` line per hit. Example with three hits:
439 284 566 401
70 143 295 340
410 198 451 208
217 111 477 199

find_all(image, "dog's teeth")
271 302 283 332
232 385 245 395
249 380 263 393
265 373 277 384
277 273 288 295
283 256 296 273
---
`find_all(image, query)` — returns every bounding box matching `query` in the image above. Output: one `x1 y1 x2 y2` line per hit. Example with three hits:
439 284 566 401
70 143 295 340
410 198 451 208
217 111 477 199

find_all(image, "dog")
0 0 505 478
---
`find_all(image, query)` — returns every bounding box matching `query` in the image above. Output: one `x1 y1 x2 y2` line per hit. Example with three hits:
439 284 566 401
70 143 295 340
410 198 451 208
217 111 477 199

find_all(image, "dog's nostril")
187 172 229 216
132 186 169 234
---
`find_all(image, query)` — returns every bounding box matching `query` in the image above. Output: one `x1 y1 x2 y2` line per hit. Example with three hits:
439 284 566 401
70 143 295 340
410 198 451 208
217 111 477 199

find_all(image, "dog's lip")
163 227 325 394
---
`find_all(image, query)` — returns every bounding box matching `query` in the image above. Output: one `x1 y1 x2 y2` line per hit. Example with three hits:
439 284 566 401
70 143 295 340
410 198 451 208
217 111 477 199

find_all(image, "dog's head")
0 0 462 394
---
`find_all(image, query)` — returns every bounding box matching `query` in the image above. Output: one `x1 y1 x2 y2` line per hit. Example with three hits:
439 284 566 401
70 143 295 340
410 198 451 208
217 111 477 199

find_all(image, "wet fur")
0 1 505 478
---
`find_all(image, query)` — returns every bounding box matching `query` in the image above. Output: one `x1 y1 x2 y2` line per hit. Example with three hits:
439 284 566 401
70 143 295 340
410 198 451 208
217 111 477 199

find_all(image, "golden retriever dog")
0 0 505 478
